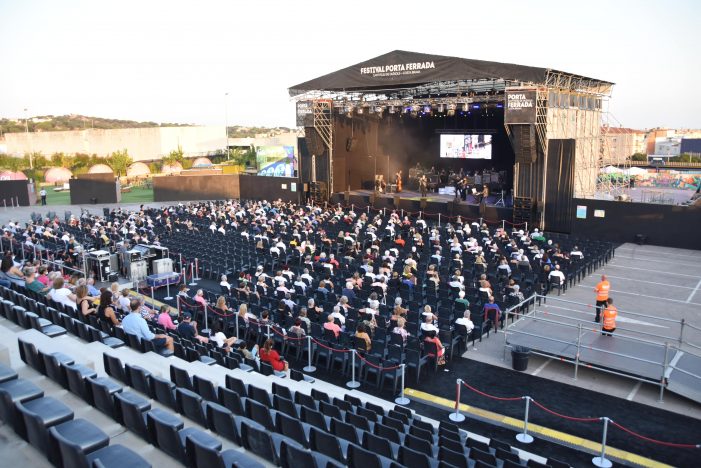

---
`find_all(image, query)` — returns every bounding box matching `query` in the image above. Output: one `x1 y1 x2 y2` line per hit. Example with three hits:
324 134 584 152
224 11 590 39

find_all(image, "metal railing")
502 294 701 403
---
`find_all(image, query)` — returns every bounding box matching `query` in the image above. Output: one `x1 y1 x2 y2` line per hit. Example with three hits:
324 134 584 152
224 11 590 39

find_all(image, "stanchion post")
150 287 155 306
202 305 209 336
448 379 466 422
303 336 316 373
438 213 441 227
194 258 201 281
575 323 583 380
592 417 613 468
659 342 669 403
189 263 197 286
235 313 240 340
525 222 528 232
346 350 360 389
515 396 534 443
394 364 410 405
479 217 483 226
179 254 184 283
502 220 505 230
164 275 173 301
679 318 685 345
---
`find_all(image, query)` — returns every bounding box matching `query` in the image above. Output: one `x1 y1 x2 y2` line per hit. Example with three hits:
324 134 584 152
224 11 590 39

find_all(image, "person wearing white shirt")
220 275 231 292
300 269 313 285
455 310 475 334
330 305 346 326
549 264 566 284
570 246 584 260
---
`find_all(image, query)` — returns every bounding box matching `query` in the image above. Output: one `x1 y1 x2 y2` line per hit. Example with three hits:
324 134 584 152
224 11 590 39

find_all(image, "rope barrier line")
609 420 700 449
356 352 401 371
310 337 351 353
460 380 522 402
530 399 601 423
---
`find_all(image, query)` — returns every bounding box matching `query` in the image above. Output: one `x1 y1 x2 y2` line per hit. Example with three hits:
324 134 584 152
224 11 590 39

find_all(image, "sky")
1 0 699 130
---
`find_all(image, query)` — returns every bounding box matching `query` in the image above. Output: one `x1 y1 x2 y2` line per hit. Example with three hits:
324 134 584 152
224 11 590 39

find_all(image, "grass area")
43 186 154 206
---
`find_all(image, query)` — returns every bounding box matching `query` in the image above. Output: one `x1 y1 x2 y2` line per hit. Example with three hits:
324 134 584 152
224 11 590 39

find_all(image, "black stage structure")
290 50 613 231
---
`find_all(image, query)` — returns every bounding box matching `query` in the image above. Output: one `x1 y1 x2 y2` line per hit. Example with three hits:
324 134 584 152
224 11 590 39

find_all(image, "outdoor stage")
330 188 515 222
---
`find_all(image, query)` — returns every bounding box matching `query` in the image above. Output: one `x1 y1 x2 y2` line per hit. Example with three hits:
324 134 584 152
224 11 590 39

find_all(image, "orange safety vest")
595 281 610 301
602 305 617 329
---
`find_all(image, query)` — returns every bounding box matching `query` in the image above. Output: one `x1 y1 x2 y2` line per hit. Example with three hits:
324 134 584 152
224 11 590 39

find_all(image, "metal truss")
313 99 333 196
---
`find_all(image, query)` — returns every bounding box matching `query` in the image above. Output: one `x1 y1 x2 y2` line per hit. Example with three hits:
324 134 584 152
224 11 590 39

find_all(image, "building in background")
2 126 226 161
602 126 646 163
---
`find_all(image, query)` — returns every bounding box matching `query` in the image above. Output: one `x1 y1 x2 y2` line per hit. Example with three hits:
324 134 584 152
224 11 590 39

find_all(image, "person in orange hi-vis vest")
593 274 610 323
601 298 617 336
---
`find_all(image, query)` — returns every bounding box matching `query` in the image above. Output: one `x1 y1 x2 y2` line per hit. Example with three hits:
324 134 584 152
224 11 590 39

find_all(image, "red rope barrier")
357 352 401 371
610 420 700 449
460 380 522 402
530 398 600 423
311 337 350 352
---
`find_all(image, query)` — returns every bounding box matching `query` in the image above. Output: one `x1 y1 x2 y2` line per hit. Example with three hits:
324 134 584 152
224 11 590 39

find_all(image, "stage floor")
348 189 513 208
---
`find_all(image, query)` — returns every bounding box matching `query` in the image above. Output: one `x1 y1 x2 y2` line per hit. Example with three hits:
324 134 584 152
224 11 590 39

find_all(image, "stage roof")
289 50 614 97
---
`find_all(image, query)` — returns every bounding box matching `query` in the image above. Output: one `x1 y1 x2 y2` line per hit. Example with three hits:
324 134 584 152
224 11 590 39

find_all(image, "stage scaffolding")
313 100 333 198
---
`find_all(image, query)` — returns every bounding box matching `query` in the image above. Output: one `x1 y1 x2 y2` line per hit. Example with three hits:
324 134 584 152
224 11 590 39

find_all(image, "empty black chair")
382 415 405 434
218 387 245 416
273 394 299 419
301 405 327 431
47 418 110 468
410 424 434 444
247 398 275 431
27 312 66 337
310 426 346 464
330 416 359 444
64 363 98 402
345 411 371 432
186 433 264 468
469 448 498 467
204 401 239 444
279 438 316 468
362 431 395 460
240 419 281 464
114 391 151 439
52 428 151 468
311 388 331 404
42 351 69 388
193 375 218 402
276 411 309 448
86 376 123 419
102 353 127 384
147 408 220 465
405 432 434 457
17 338 44 374
16 396 74 453
497 447 522 464
526 460 551 468
399 445 431 468
332 397 353 413
225 374 247 396
439 446 469 468
295 391 317 410
344 394 362 407
490 438 512 452
439 435 464 454
150 375 177 410
347 443 383 468
365 401 385 417
248 384 273 408
374 421 401 444
88 327 124 348
170 365 194 391
176 387 207 426
388 409 410 425
0 377 44 432
467 437 491 453
546 458 571 468
272 381 293 401
319 400 343 420
355 405 379 422
125 364 152 396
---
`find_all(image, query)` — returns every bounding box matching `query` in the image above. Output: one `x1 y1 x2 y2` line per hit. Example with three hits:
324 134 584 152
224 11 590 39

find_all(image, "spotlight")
389 106 396 114
422 105 431 114
462 103 470 111
437 104 445 113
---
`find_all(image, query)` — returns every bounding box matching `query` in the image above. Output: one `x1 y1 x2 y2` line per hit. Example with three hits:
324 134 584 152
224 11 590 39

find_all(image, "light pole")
224 93 230 161
24 108 33 169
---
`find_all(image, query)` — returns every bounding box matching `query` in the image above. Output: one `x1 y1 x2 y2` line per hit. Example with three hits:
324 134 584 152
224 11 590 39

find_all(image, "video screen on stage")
440 134 493 159
256 146 296 177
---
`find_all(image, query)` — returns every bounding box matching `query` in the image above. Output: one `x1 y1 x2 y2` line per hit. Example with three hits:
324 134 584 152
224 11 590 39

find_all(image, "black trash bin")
511 346 530 371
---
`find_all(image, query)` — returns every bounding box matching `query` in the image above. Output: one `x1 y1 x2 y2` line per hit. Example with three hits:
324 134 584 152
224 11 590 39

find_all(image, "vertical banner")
504 88 537 124
296 101 314 126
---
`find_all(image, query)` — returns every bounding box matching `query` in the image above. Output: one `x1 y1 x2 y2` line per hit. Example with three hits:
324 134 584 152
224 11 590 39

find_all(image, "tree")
630 153 647 162
162 145 184 167
108 149 133 176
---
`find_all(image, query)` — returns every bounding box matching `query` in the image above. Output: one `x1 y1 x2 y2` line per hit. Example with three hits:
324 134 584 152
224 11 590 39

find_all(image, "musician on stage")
375 175 386 193
395 170 403 193
478 185 489 204
419 175 428 198
459 177 469 201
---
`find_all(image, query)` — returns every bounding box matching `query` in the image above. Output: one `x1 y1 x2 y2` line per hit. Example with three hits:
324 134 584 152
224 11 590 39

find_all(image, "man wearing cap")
177 312 209 344
122 299 174 352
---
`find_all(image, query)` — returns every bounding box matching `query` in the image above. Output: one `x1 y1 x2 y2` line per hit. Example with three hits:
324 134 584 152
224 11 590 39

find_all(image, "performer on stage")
375 175 386 193
419 175 428 198
395 170 403 193
460 177 469 201
478 185 489 204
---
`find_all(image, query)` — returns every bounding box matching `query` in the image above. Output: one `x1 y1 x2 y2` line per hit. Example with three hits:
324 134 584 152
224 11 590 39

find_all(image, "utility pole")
225 93 230 161
24 108 33 169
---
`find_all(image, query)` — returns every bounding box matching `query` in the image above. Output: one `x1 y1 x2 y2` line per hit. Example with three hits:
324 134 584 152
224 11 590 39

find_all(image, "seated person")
211 321 236 352
177 312 209 344
355 323 372 352
455 310 475 335
237 340 258 360
259 338 288 372
483 296 503 332
122 299 174 352
323 313 341 338
157 305 177 331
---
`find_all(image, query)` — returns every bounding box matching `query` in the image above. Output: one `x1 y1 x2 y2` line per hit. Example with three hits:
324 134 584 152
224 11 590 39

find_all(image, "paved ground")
463 243 701 420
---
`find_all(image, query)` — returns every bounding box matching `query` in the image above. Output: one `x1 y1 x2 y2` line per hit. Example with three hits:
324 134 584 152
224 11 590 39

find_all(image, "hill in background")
0 115 290 138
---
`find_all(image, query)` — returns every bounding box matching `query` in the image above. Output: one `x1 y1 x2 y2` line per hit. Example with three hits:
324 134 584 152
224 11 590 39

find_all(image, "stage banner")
296 101 314 126
504 88 537 124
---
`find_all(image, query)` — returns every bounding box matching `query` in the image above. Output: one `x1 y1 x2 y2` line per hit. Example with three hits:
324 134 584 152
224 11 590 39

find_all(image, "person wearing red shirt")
323 314 341 338
395 235 406 247
259 338 288 372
